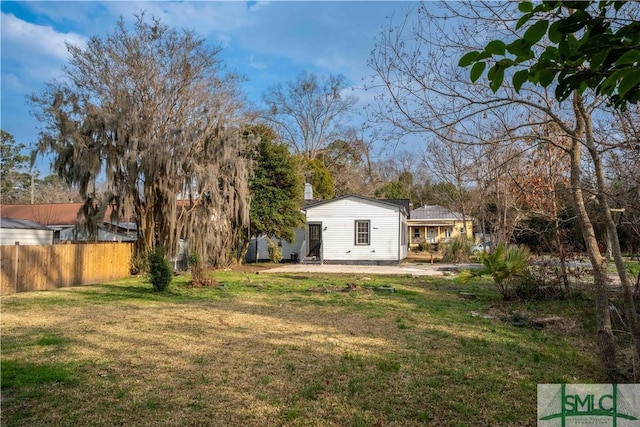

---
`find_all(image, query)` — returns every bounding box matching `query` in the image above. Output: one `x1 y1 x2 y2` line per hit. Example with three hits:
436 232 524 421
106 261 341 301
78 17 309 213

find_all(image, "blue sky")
1 1 417 175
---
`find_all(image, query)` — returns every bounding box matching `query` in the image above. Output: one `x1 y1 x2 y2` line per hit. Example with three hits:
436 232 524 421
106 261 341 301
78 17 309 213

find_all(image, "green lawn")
0 269 603 426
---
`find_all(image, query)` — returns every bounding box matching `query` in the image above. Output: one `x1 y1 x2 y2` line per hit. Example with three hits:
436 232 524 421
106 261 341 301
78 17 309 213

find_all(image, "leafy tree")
0 131 81 203
320 138 372 196
262 71 358 158
375 180 409 200
1 130 30 203
1 130 29 176
298 157 335 200
31 14 252 267
247 125 305 243
460 0 640 109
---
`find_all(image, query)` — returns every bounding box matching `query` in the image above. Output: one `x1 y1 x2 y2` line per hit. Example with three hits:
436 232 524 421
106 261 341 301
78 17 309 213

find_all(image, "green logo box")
538 384 640 426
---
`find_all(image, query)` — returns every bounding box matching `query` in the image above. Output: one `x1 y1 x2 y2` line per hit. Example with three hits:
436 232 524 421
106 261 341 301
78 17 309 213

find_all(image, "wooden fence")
1 242 133 295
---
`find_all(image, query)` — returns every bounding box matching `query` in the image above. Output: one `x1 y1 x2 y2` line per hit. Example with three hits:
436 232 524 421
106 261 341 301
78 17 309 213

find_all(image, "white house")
0 217 54 246
301 195 408 265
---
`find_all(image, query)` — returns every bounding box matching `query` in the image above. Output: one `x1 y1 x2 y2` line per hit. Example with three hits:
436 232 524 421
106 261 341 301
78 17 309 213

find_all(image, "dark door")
308 223 322 257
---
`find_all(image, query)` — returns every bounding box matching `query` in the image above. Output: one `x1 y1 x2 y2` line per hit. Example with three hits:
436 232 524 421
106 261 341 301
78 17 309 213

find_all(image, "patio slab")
259 262 477 277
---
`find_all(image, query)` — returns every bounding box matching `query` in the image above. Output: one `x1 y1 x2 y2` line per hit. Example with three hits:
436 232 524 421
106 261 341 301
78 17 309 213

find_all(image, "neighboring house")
0 217 54 246
408 205 473 248
0 203 136 243
301 195 409 265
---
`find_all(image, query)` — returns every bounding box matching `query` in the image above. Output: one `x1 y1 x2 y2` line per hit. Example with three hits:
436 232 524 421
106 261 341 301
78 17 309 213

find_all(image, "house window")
355 220 370 245
413 228 420 238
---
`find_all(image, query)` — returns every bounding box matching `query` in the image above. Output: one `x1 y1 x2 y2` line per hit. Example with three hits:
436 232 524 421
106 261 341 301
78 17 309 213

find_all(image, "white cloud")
1 12 86 62
100 1 263 36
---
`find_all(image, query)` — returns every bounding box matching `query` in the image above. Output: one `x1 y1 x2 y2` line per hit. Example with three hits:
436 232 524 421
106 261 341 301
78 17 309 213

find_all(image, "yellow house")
408 205 473 248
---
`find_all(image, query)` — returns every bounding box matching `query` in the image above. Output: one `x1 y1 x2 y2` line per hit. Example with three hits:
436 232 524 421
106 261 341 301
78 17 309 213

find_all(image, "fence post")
14 241 19 294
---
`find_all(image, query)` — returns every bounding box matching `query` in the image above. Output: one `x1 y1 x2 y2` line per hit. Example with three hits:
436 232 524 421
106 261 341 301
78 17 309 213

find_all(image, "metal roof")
0 217 49 230
409 205 467 221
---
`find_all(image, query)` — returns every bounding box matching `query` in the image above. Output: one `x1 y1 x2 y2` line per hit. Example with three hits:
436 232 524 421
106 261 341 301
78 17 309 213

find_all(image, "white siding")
305 197 406 263
0 228 54 246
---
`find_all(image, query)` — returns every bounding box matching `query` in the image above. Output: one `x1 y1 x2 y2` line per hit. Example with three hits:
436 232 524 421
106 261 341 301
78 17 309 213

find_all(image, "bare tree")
31 14 253 266
603 106 640 254
419 133 480 236
261 71 358 159
368 1 639 379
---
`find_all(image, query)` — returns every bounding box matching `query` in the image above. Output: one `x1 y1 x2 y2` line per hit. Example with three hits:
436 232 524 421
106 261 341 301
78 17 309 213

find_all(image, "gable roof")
304 195 409 216
1 200 200 228
0 203 114 226
409 205 467 221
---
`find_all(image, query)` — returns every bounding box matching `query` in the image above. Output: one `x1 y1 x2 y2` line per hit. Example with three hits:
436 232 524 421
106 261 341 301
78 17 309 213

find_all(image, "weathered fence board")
0 243 133 295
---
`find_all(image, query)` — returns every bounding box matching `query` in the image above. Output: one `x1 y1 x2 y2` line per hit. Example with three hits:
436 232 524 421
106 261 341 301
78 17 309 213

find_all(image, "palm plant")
461 242 531 299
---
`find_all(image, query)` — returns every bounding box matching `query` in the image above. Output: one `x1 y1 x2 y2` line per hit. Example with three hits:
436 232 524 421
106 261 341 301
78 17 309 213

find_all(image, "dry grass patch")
1 272 603 426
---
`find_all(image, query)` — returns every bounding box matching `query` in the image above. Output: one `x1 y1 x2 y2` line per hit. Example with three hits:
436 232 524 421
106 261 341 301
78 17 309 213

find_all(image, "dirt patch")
309 282 364 293
187 278 219 288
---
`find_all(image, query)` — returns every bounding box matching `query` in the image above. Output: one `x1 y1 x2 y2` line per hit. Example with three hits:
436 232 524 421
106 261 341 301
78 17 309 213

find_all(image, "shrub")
513 266 571 300
148 246 172 291
460 243 531 299
417 242 429 252
188 252 203 282
442 236 473 263
267 240 282 263
513 270 549 300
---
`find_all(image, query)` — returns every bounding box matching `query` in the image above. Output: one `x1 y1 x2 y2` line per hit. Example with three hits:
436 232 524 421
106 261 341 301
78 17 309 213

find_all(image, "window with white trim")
355 220 370 245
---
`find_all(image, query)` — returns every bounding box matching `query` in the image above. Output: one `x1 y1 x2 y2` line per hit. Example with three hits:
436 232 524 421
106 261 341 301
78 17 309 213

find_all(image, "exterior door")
428 228 436 243
308 223 322 257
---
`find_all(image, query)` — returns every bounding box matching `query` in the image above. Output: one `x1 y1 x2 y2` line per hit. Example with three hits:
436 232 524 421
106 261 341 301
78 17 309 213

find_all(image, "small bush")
442 236 473 263
460 243 531 299
188 252 203 282
148 246 172 292
513 269 569 300
267 240 282 263
417 242 429 252
482 243 530 299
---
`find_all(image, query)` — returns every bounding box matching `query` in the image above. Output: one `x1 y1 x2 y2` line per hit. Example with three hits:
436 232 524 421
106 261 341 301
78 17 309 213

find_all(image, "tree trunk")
578 99 640 367
554 215 570 291
570 93 618 380
545 140 570 290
